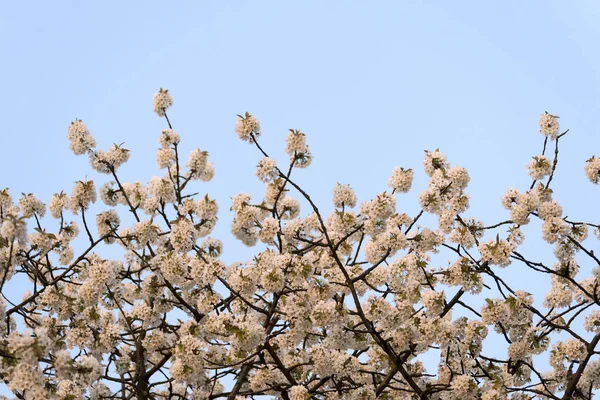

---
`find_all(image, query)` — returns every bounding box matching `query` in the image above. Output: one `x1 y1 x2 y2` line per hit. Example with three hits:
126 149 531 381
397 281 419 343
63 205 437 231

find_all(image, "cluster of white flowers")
90 143 130 173
276 196 300 220
332 183 357 208
67 119 96 155
416 150 471 239
421 289 445 316
540 210 569 245
255 157 278 182
499 187 542 226
69 180 97 213
48 191 69 218
478 237 513 267
159 129 181 148
186 149 212 181
285 129 312 168
388 167 414 193
195 195 218 237
359 191 396 237
132 219 159 248
285 129 305 155
447 218 483 249
156 147 175 169
526 154 552 180
230 193 262 246
584 310 600 332
450 375 476 397
423 149 448 177
289 385 308 400
585 155 600 184
5 90 600 400
148 176 176 203
153 88 173 117
443 257 483 293
258 216 279 244
18 194 46 218
538 111 560 140
234 112 260 142
96 209 120 243
170 218 197 252
481 298 510 326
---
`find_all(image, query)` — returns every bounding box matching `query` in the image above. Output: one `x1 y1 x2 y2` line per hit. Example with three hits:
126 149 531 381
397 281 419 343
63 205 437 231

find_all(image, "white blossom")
234 112 260 142
585 155 600 184
388 167 413 193
332 183 357 208
527 155 552 180
67 119 96 155
538 111 560 140
153 88 173 117
256 157 278 183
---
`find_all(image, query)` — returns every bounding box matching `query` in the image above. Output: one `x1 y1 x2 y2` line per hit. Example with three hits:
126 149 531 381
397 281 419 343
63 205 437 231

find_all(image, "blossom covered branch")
0 95 599 399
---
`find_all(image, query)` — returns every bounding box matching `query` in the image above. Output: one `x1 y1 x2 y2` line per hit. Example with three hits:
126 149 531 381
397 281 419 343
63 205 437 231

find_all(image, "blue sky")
2 1 599 261
1 0 600 395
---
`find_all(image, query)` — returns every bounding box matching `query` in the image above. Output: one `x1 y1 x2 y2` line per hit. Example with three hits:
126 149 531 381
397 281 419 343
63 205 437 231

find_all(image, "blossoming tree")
0 90 600 400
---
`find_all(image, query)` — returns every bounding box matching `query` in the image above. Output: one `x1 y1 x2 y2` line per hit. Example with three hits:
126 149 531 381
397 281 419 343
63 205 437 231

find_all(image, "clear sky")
1 0 600 396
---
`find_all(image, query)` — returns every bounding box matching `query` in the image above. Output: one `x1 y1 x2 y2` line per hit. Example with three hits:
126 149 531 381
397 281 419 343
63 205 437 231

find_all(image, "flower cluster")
332 183 357 208
153 88 173 117
1 93 599 400
585 155 600 184
67 119 96 155
538 111 560 140
234 112 260 142
285 129 312 167
388 166 414 193
527 154 552 180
